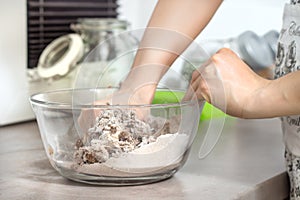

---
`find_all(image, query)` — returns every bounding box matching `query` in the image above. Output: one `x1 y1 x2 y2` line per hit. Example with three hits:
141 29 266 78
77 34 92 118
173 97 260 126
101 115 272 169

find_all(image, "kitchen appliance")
0 0 34 126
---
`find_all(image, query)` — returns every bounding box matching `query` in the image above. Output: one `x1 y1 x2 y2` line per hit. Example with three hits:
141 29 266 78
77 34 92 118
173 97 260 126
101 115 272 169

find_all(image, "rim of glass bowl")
29 88 198 109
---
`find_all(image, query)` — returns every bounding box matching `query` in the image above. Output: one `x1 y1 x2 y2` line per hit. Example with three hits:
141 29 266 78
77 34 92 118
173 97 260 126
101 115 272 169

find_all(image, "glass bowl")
30 88 202 185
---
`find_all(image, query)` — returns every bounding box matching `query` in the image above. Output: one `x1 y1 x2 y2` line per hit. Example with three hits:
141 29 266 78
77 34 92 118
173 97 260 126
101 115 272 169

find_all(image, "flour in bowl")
72 108 189 176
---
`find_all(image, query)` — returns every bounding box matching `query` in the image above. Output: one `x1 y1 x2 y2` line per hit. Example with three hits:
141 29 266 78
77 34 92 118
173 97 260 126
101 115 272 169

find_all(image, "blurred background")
0 0 285 125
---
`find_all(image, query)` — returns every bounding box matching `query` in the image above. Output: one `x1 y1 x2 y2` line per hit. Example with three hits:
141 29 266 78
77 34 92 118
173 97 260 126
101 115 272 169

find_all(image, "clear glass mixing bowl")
30 88 202 185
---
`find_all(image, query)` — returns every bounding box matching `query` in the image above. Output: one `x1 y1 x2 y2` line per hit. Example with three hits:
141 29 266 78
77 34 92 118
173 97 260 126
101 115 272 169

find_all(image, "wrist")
119 79 157 105
241 79 272 119
119 64 168 104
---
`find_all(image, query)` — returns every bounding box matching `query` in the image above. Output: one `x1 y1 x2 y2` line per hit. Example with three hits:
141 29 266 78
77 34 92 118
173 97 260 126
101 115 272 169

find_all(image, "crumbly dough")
74 108 179 166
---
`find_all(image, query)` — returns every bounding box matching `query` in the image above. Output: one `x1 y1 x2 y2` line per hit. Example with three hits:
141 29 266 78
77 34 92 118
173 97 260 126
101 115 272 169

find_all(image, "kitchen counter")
0 118 289 200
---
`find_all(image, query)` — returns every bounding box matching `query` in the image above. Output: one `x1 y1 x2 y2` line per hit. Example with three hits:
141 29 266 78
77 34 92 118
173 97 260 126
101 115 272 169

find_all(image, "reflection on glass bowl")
30 88 202 185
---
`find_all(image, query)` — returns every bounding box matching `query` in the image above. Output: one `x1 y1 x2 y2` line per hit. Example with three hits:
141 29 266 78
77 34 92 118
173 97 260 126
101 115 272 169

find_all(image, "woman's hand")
77 85 154 133
184 48 271 118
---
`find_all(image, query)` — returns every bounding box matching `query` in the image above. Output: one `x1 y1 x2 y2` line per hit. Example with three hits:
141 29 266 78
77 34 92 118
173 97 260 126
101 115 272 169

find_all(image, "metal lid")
37 34 84 78
70 18 129 33
237 31 274 70
263 30 279 59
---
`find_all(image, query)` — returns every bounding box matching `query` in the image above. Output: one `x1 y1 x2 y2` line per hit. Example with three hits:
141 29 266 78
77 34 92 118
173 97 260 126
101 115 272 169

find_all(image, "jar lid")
37 34 84 78
237 31 274 70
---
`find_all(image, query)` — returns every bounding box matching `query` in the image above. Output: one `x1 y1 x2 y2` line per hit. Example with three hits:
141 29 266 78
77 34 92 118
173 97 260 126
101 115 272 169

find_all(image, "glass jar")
28 18 137 95
71 18 138 89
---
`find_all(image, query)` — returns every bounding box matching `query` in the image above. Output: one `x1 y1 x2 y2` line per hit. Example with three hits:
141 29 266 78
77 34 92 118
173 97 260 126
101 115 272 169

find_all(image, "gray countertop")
0 118 289 200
